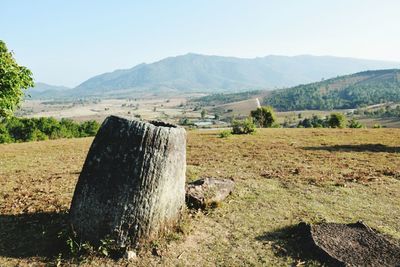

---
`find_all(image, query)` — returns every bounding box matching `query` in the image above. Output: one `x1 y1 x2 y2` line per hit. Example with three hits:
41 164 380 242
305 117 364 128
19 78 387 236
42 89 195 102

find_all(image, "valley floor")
0 129 399 266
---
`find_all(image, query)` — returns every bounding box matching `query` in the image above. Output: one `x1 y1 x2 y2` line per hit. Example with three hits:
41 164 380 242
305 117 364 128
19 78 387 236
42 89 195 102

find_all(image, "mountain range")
28 53 400 99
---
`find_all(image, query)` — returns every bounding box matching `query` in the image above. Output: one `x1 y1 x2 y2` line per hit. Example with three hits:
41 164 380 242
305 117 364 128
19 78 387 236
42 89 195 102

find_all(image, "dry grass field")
1 129 400 266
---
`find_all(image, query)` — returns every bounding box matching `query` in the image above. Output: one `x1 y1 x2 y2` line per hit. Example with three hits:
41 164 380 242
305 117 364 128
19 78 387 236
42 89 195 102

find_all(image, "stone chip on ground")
186 178 234 209
124 250 137 261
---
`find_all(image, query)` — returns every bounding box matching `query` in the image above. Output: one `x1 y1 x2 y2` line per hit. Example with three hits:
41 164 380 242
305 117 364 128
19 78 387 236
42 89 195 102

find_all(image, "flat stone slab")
186 178 234 209
300 221 400 266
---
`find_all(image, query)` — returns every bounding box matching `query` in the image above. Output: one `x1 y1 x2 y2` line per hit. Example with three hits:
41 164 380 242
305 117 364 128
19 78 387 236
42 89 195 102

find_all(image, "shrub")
36 117 60 136
271 122 281 128
327 113 347 128
79 120 100 137
218 130 232 138
348 118 363 128
250 106 276 128
7 117 39 141
30 129 48 141
60 118 80 138
0 132 12 143
373 124 382 128
231 118 256 134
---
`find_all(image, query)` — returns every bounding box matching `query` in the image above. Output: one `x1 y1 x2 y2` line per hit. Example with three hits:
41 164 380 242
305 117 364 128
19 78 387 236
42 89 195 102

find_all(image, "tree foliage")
297 115 327 128
0 40 34 118
0 117 100 143
297 113 361 129
355 105 400 118
201 109 206 120
250 106 276 127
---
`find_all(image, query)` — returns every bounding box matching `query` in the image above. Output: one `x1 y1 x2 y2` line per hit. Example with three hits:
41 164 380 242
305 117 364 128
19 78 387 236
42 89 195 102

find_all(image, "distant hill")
70 54 400 97
264 69 400 111
30 82 70 92
189 90 267 106
25 82 71 98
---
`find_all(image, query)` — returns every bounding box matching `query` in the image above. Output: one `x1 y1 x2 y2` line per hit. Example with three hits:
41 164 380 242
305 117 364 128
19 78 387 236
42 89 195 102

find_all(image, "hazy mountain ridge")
29 82 70 92
264 69 400 110
25 82 71 98
32 54 400 98
74 54 400 95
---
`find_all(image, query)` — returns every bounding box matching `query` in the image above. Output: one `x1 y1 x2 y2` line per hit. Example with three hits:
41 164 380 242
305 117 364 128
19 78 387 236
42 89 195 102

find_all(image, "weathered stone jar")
69 116 186 249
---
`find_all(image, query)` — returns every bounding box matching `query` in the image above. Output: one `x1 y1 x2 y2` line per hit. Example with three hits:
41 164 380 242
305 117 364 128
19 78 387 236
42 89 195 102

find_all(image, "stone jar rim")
106 115 180 129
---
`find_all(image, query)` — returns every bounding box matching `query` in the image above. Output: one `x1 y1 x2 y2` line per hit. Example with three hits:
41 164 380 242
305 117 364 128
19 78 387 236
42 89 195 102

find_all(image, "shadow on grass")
0 212 69 259
303 144 400 153
255 224 340 267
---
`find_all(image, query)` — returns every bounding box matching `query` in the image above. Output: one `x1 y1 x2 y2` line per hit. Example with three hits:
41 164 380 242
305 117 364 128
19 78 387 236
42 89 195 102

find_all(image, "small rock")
124 250 137 261
186 178 234 209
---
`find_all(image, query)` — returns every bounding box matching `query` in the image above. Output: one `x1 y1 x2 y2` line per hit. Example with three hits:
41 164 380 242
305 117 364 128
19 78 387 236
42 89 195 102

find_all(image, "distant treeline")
190 90 264 106
0 117 100 143
265 83 400 111
296 114 362 129
264 69 400 111
355 105 400 118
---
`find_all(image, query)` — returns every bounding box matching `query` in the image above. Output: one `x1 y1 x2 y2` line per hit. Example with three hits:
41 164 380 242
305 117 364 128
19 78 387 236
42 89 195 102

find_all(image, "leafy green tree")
250 106 276 127
0 123 12 143
179 117 193 126
0 40 34 118
327 113 347 128
298 118 312 128
201 109 206 120
298 115 327 128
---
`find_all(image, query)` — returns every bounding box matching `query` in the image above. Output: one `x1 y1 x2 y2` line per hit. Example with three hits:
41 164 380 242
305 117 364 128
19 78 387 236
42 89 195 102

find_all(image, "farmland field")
0 129 400 266
18 97 201 123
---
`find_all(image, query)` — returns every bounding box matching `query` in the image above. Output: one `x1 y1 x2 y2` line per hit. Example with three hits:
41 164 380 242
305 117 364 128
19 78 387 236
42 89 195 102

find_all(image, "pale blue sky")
2 0 400 87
